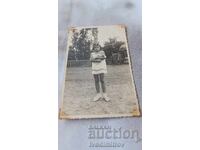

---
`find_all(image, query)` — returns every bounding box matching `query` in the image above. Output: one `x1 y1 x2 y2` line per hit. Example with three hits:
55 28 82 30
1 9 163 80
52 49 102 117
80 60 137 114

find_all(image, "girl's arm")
91 58 101 62
98 51 106 60
90 53 101 62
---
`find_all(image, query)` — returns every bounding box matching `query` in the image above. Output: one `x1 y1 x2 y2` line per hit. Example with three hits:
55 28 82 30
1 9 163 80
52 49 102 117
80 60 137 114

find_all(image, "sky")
97 25 126 46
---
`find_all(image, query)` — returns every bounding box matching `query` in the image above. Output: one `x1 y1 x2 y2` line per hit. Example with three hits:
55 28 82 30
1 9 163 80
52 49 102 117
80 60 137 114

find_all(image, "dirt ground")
61 64 140 118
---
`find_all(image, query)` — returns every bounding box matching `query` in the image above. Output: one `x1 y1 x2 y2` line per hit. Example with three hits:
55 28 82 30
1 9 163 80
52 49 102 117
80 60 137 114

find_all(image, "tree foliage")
69 29 91 60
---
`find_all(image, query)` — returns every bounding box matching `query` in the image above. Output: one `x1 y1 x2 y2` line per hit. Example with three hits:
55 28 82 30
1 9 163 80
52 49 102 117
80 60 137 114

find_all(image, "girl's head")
93 44 101 52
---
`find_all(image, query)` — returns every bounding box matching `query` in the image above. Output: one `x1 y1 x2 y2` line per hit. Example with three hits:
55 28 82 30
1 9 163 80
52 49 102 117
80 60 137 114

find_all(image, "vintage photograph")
60 25 140 119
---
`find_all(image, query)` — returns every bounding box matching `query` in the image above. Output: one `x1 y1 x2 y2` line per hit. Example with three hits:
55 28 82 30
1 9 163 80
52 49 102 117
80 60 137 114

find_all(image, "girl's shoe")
93 93 101 102
103 93 110 102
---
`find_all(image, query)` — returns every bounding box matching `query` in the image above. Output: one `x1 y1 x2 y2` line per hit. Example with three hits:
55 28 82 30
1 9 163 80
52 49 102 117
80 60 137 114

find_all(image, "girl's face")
94 46 100 52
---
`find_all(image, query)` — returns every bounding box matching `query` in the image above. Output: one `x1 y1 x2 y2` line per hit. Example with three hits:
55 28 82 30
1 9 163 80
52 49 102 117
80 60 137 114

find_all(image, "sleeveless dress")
91 51 107 75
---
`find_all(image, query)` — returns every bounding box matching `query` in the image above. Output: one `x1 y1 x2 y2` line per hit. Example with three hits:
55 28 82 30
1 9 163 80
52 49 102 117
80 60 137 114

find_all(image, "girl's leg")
93 74 101 102
100 73 110 101
94 74 100 93
100 73 106 93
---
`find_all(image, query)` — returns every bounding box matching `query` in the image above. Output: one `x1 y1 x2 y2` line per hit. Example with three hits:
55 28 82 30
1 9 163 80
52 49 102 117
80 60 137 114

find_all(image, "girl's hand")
97 55 106 59
94 58 102 62
90 58 101 62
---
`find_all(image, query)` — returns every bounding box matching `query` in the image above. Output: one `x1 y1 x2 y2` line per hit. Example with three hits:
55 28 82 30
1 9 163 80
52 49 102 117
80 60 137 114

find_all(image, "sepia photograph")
60 25 140 119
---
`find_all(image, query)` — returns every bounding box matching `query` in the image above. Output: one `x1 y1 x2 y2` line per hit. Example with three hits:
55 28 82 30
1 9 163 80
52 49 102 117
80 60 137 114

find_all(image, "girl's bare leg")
100 73 110 101
99 73 106 93
93 74 101 101
94 74 100 93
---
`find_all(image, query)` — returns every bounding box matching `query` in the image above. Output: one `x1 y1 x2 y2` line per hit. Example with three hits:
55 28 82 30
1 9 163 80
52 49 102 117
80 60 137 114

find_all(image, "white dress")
91 51 107 75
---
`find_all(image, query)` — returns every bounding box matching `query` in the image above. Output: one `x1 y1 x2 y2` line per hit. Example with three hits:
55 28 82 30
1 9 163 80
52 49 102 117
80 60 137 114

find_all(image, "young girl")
90 44 110 102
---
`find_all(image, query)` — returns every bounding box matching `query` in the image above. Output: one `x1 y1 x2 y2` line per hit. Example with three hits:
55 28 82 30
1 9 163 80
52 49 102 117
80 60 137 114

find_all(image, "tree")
70 29 91 60
76 29 91 60
71 31 79 60
103 38 127 64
